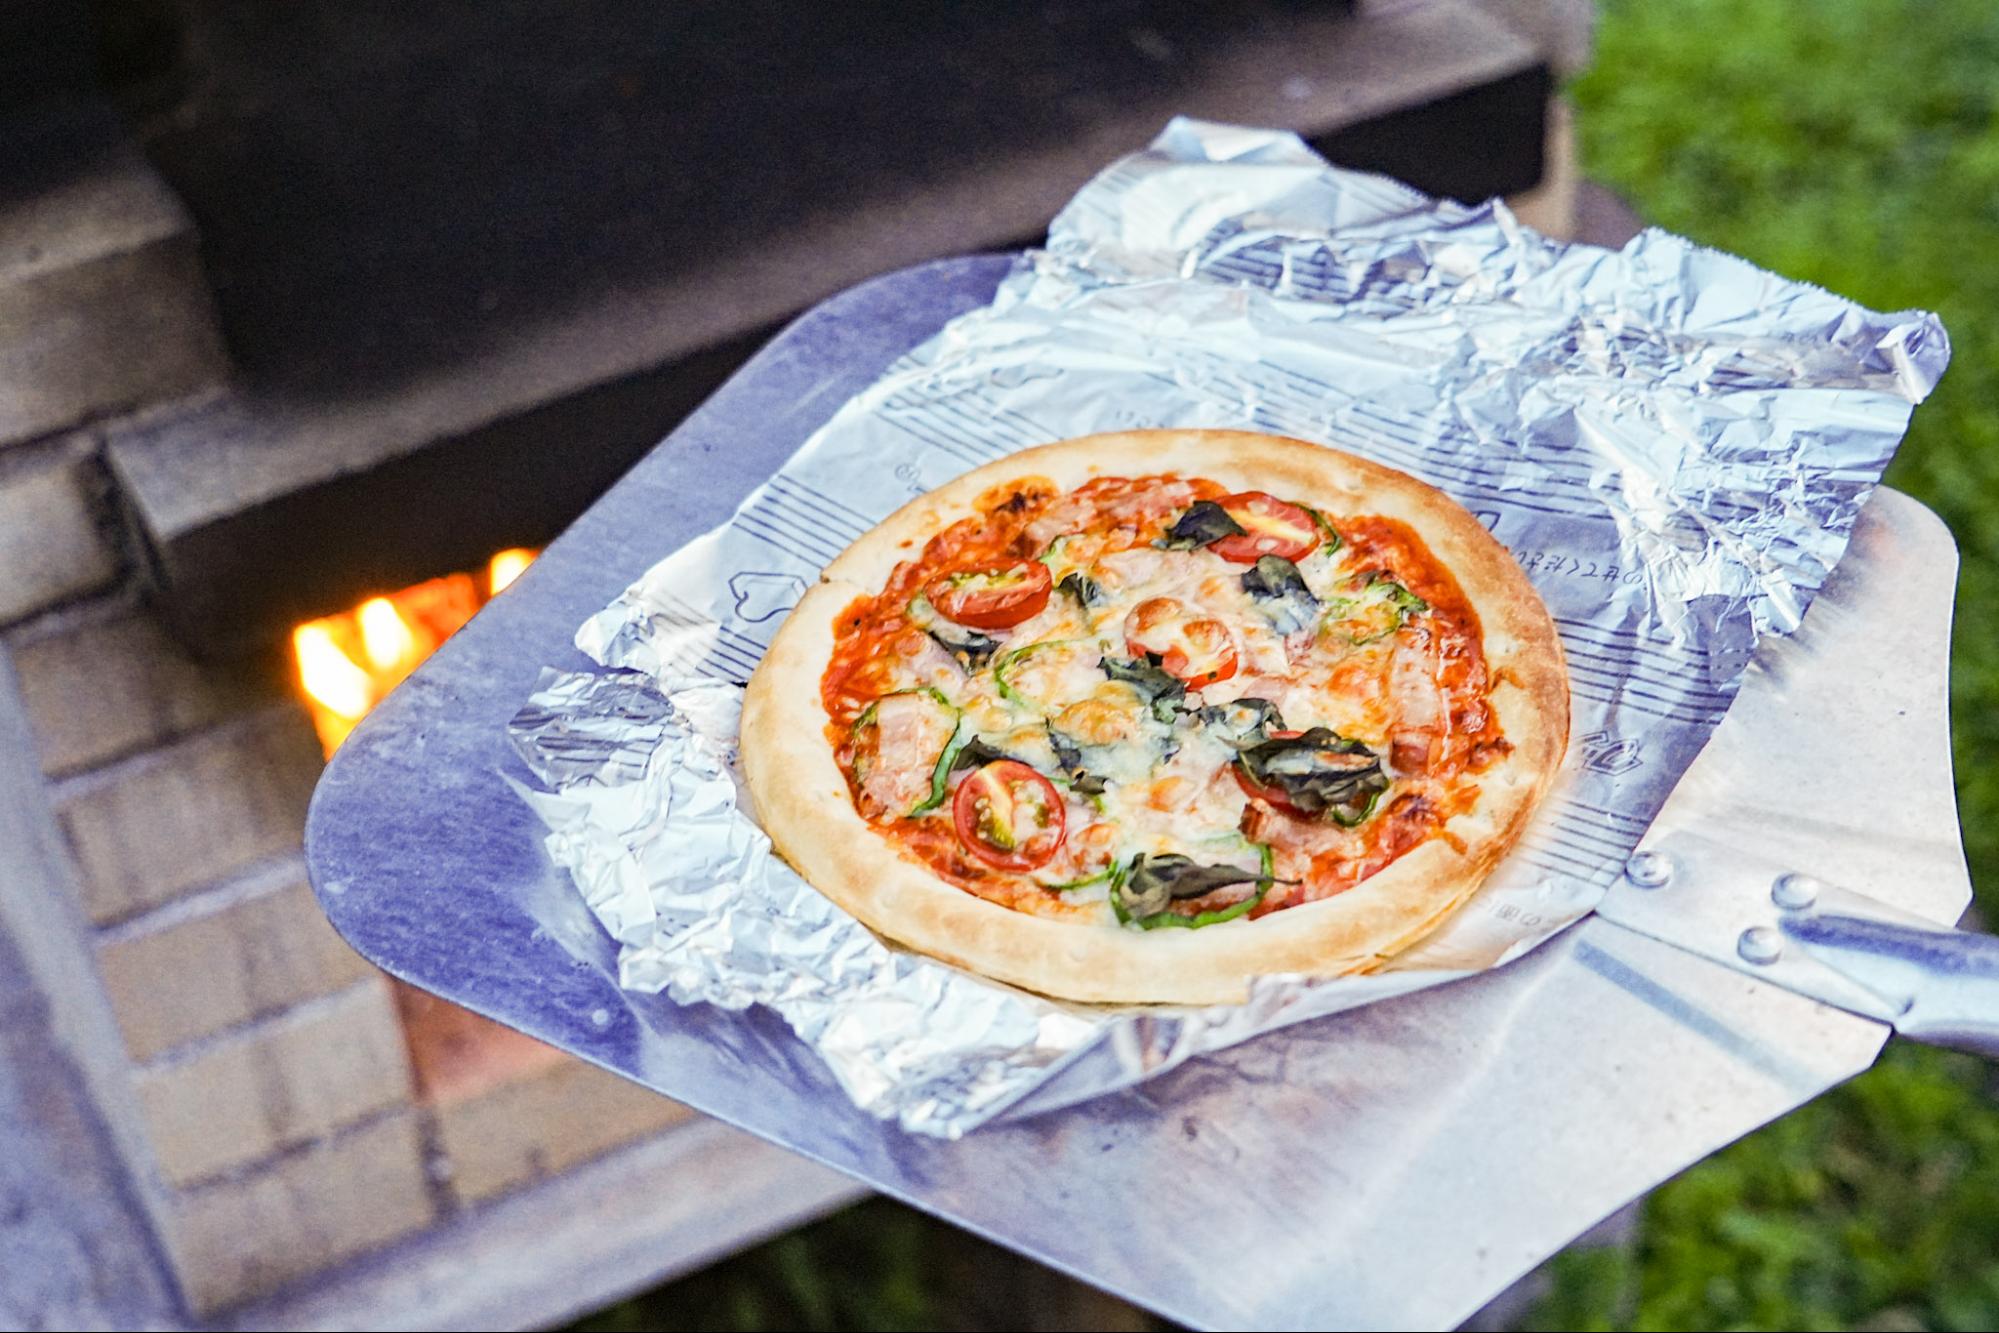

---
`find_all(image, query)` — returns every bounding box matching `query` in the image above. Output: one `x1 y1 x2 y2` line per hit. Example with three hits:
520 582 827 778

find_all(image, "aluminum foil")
507 119 1947 1138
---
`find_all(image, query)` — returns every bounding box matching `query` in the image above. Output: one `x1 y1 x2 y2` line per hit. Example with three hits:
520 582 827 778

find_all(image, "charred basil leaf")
906 593 1003 669
1195 697 1285 748
1115 854 1263 919
1240 555 1321 634
948 736 1012 773
1042 727 1109 796
1241 554 1311 600
1112 846 1276 928
1160 500 1247 549
1237 727 1390 821
1056 571 1104 608
1100 655 1185 721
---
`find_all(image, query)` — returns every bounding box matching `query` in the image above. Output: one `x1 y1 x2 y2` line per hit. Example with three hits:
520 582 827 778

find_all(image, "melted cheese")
828 478 1499 919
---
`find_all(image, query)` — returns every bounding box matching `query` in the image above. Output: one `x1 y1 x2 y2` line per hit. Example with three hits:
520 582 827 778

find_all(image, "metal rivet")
1623 850 1673 889
1772 873 1822 911
1738 926 1783 965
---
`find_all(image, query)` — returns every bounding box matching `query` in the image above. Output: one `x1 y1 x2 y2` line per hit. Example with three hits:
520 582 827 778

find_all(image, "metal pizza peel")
304 255 1978 1331
1589 499 1989 1052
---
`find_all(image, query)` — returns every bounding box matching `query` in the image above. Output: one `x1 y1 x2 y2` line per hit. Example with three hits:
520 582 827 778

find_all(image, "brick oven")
0 1 1590 1323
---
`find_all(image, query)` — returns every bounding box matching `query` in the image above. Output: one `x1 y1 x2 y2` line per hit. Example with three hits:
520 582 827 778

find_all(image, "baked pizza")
742 430 1567 1004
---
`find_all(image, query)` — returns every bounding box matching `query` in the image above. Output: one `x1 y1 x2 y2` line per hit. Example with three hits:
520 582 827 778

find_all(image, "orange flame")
489 548 535 596
295 549 537 756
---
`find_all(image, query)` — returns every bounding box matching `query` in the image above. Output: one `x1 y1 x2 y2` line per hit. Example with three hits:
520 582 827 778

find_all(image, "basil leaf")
927 626 1001 670
1056 571 1103 608
1240 555 1320 635
1236 728 1390 821
949 736 1011 773
1100 655 1185 722
1043 727 1109 796
1195 697 1284 748
1159 500 1246 549
1241 554 1311 600
1112 846 1274 928
907 593 1002 669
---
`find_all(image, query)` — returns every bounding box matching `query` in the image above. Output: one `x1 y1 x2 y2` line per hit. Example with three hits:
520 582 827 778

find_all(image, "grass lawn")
578 5 1999 1329
1528 2 1999 1327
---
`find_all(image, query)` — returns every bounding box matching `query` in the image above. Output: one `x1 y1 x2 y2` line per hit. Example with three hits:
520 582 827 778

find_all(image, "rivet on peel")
1772 873 1822 911
1738 926 1784 965
1623 850 1673 889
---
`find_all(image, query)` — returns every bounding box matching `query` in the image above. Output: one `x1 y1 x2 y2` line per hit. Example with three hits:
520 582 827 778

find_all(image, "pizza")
741 430 1567 1004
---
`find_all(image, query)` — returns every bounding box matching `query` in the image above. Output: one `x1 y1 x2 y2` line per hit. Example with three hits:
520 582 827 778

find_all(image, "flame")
358 597 415 671
489 548 534 595
294 547 539 756
294 624 374 720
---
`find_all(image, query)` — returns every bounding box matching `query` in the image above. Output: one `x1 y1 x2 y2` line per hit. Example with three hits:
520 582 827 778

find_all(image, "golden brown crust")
742 429 1569 1005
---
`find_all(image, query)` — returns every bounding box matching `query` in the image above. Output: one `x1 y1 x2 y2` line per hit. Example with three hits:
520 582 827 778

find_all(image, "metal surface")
1596 493 1979 1046
305 256 1964 1331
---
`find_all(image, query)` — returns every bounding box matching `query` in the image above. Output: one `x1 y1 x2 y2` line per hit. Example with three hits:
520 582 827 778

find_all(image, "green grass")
1526 4 1999 1328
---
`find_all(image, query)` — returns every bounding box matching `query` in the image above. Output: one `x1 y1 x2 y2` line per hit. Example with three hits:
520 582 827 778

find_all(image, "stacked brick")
0 125 693 1317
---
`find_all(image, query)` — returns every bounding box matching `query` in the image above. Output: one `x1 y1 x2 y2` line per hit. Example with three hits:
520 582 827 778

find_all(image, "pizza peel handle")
1777 906 1999 1057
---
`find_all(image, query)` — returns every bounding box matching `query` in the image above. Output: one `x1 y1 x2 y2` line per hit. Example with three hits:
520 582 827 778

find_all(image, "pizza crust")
741 430 1569 1005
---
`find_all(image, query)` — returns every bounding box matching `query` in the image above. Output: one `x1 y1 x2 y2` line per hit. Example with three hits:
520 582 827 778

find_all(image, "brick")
11 604 280 776
135 978 412 1187
97 873 373 1061
434 1055 696 1207
56 704 323 925
163 1111 433 1316
0 102 226 449
0 440 117 625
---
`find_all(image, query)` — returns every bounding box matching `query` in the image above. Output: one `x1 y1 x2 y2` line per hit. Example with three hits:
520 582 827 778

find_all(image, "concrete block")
0 439 118 625
433 1055 696 1207
134 977 412 1187
97 870 373 1061
10 601 280 776
164 1111 433 1316
0 100 227 449
56 704 323 925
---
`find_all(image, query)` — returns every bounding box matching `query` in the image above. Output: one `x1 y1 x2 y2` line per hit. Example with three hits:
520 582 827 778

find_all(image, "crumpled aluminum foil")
507 119 1948 1138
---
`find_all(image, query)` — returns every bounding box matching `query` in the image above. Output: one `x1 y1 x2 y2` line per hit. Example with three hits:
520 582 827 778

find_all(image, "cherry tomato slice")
952 760 1067 871
1208 492 1322 564
1124 597 1240 688
926 561 1052 629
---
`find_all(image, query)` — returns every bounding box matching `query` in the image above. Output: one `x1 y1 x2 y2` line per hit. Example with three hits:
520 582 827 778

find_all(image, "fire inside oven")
292 548 536 754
